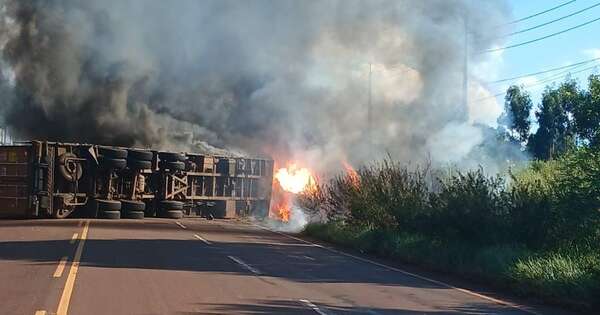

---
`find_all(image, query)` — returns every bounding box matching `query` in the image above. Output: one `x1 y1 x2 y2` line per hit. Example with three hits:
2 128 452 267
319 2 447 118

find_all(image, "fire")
342 160 360 187
274 164 315 194
270 163 316 222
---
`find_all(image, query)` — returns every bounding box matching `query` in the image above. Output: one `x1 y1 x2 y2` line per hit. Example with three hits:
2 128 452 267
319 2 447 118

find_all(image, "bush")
301 148 600 310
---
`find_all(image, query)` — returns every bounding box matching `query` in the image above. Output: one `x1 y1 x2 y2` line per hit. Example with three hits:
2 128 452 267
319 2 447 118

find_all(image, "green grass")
299 149 600 311
303 222 600 311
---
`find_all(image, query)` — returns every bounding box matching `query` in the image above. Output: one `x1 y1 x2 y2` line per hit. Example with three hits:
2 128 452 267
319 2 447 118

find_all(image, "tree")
572 75 600 146
498 85 532 144
528 82 579 160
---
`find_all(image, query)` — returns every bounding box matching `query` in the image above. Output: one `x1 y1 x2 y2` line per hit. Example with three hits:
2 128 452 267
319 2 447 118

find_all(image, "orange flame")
270 163 316 222
274 164 315 193
342 160 360 187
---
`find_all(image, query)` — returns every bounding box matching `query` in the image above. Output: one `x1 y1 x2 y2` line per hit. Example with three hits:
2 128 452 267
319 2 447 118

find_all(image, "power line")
508 0 577 25
489 57 600 84
526 62 600 88
506 1 600 37
484 15 600 53
476 62 600 102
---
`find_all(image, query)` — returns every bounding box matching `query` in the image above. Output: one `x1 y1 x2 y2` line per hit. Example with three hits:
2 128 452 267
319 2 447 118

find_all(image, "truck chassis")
0 141 273 219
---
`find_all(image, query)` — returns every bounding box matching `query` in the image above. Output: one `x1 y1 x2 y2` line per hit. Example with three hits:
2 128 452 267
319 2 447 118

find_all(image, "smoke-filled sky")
0 0 519 173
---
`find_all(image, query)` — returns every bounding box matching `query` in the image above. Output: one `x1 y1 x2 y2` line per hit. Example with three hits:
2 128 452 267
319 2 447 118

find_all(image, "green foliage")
302 150 600 310
572 75 600 146
528 82 579 160
499 85 532 143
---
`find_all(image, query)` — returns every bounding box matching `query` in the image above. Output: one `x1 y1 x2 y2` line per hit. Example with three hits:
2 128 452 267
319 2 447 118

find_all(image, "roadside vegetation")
299 76 600 311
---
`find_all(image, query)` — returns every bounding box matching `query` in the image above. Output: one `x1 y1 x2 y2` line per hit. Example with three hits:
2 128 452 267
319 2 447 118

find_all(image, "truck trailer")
0 141 273 219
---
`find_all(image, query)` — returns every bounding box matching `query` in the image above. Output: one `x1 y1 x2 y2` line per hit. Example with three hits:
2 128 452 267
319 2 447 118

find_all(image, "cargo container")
0 141 273 219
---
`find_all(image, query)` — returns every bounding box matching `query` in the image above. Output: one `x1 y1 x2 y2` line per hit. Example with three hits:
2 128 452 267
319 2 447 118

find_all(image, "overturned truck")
0 141 273 219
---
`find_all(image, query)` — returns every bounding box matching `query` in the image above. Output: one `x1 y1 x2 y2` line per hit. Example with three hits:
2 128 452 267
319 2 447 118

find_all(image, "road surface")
0 218 575 315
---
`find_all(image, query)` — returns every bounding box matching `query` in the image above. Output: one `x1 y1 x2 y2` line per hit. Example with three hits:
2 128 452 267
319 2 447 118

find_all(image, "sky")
484 0 600 108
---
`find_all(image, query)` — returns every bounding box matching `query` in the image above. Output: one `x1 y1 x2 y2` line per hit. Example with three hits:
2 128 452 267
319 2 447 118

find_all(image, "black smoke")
0 0 515 170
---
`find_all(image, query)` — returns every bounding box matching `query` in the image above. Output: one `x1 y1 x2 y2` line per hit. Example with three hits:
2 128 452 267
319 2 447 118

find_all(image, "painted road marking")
193 234 212 245
53 256 68 278
228 255 261 275
175 221 187 229
57 220 90 315
69 233 78 244
266 242 315 247
303 255 316 261
34 310 46 315
299 299 330 315
253 224 540 315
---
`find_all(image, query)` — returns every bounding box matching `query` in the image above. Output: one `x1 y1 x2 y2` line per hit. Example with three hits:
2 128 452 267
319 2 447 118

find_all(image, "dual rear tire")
95 199 146 219
157 200 184 219
121 200 145 219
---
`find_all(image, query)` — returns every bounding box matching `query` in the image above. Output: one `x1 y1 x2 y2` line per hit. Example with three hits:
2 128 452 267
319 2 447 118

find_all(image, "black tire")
96 199 121 211
58 153 83 182
127 159 152 170
99 156 127 170
98 147 128 159
123 211 144 219
159 200 184 210
160 210 183 219
128 149 153 161
100 210 121 219
158 152 186 162
121 200 145 212
158 161 185 171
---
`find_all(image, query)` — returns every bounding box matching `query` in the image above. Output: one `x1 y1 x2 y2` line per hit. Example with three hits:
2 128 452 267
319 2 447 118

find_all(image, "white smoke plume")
0 0 519 171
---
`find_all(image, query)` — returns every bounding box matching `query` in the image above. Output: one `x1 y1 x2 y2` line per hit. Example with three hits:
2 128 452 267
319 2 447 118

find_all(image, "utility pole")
367 63 372 148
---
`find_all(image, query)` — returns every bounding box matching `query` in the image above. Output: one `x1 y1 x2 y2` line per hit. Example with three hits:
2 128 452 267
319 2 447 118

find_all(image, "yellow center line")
53 256 68 278
69 233 78 244
34 310 46 315
56 220 90 315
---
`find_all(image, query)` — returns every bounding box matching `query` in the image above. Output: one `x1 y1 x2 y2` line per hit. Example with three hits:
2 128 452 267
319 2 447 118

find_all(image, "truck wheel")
96 199 121 212
98 147 128 159
121 200 145 212
159 200 183 210
127 159 152 170
100 210 121 219
99 156 127 170
127 149 153 161
158 161 185 171
123 211 144 219
160 210 183 219
58 153 83 182
158 152 186 162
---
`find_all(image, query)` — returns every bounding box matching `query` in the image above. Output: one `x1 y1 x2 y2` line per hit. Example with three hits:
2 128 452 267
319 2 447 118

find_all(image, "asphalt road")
0 218 577 315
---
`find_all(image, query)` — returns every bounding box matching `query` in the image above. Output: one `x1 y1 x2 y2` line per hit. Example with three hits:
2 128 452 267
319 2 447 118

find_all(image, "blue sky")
492 0 600 102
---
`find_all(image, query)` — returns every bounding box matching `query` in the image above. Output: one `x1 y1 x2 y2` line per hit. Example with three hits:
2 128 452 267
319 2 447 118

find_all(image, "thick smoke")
0 0 516 171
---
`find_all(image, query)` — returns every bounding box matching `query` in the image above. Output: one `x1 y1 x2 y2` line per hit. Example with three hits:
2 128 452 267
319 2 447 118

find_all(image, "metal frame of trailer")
0 140 273 219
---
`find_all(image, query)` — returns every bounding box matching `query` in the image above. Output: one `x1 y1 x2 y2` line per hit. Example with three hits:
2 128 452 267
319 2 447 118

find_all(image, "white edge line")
175 221 187 229
227 255 261 275
252 223 540 315
70 233 79 244
193 234 212 245
299 299 329 315
52 256 68 278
